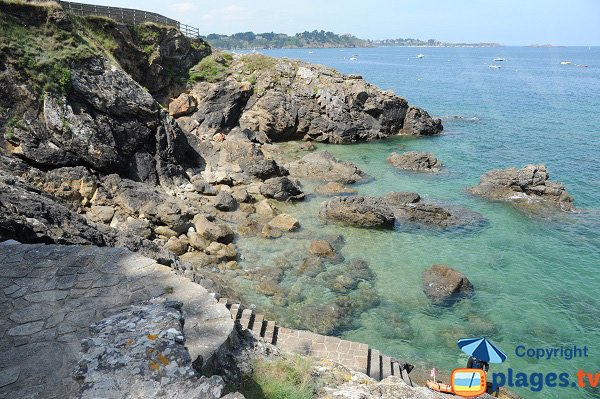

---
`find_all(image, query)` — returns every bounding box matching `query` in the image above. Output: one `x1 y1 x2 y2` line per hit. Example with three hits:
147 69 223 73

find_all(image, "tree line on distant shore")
202 30 501 49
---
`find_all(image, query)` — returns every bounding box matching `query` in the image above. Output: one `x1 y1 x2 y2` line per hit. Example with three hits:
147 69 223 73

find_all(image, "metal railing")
58 1 200 39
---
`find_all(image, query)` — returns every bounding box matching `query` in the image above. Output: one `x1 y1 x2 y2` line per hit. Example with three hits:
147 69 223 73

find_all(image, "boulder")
319 196 395 229
309 240 336 258
422 264 473 305
401 106 443 136
154 226 179 239
204 242 237 262
193 215 235 244
286 151 367 184
387 151 442 172
164 236 188 256
468 164 573 211
259 177 305 201
315 182 358 196
268 214 300 231
168 93 197 118
87 205 115 224
187 231 210 251
213 191 238 211
255 199 279 218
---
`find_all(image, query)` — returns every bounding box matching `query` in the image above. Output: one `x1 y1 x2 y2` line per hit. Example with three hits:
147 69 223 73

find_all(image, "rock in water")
422 264 473 305
309 240 336 258
401 106 444 136
387 151 442 173
319 196 396 229
268 214 300 231
468 164 573 211
315 182 358 196
286 151 367 184
259 177 305 201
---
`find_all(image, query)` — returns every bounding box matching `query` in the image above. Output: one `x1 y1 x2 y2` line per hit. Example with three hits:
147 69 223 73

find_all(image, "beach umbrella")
457 337 507 363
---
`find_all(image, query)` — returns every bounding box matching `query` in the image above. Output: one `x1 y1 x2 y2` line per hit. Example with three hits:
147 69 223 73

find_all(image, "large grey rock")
73 303 225 399
214 191 238 211
193 215 235 244
387 151 442 173
286 151 367 184
319 196 396 229
422 264 474 305
260 177 305 201
469 164 573 211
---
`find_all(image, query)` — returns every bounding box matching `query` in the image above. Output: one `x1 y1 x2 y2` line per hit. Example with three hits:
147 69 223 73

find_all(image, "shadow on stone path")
0 241 233 399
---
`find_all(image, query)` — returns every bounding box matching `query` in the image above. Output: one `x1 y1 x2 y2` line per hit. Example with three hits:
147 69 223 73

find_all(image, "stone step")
401 368 413 386
251 314 265 337
381 355 392 379
368 349 381 380
263 320 276 343
239 308 253 330
229 303 242 319
392 361 401 377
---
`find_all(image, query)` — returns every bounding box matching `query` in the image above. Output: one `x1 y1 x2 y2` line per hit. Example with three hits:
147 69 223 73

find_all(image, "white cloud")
199 4 250 24
170 2 195 13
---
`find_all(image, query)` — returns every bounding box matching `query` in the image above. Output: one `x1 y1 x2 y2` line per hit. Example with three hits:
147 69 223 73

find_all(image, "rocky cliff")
172 53 443 143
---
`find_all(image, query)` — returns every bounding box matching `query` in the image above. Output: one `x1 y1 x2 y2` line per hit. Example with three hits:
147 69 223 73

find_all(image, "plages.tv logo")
426 337 507 398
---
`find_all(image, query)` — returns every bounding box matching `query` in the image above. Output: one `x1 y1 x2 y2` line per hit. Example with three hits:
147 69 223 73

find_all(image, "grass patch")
188 52 232 83
240 355 316 399
0 4 101 95
239 54 277 74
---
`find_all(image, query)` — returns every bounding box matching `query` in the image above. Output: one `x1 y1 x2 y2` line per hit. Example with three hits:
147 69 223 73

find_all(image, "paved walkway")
0 241 233 399
220 299 415 384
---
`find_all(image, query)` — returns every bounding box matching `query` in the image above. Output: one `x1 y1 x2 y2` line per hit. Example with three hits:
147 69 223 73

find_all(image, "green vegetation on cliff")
240 355 317 399
204 30 372 50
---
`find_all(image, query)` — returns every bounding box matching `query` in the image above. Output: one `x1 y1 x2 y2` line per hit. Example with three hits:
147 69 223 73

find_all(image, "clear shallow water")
236 47 600 399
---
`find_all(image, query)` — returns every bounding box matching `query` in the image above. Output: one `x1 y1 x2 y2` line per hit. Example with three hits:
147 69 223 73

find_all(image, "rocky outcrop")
286 151 367 184
175 55 442 143
468 164 573 211
320 193 484 229
422 264 474 305
387 151 442 173
319 196 396 229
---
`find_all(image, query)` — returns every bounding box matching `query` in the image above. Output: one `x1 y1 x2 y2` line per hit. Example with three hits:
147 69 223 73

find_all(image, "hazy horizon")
71 0 600 46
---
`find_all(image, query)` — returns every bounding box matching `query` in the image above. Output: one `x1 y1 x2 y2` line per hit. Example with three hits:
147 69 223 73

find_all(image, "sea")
234 46 600 399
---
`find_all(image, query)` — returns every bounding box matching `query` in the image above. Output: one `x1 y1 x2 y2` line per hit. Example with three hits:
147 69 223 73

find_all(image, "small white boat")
493 57 505 62
349 57 358 61
577 64 589 68
489 64 502 69
560 61 572 65
417 54 425 59
308 51 314 54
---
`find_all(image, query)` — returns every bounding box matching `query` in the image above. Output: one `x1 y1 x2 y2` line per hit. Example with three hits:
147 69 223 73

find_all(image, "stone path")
219 298 415 385
0 241 233 399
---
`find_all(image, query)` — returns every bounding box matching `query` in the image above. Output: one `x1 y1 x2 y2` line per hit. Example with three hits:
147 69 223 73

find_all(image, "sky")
79 0 600 46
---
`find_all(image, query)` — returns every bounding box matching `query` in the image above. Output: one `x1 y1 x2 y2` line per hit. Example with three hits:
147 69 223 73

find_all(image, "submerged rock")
319 196 395 229
469 164 573 211
422 264 474 305
286 151 367 184
387 151 442 173
315 182 358 196
309 240 337 258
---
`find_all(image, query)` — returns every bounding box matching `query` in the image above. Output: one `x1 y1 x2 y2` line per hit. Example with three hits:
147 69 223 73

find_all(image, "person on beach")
467 356 489 372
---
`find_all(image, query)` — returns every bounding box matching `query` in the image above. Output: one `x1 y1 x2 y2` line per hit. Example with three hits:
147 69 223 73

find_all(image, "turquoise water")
236 47 600 399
